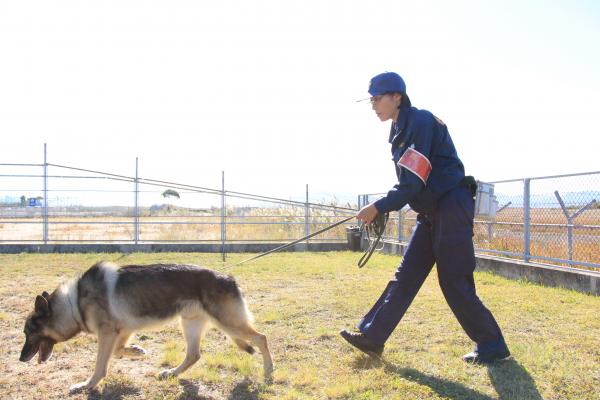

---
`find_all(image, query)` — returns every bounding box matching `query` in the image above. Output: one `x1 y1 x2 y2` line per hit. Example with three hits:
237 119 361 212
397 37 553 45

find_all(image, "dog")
19 261 274 392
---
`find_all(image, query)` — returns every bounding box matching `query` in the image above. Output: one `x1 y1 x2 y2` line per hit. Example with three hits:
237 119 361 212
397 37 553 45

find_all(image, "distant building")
28 197 44 207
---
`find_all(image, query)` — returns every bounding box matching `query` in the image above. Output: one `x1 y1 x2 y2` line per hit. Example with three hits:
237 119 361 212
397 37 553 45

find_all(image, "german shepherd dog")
19 261 273 392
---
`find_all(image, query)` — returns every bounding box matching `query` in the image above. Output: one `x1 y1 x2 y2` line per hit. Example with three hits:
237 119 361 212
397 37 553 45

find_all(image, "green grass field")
1 252 599 399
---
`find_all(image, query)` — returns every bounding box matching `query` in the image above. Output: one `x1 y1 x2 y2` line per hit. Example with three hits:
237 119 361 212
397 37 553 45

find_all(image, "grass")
1 252 599 399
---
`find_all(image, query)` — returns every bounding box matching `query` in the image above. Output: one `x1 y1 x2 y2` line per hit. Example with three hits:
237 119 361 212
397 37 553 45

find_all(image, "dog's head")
20 291 57 363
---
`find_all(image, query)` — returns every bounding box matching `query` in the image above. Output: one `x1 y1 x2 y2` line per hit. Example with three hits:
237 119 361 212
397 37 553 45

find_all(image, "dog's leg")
70 330 120 393
223 323 274 381
159 317 207 379
113 332 132 356
114 332 146 358
241 325 274 381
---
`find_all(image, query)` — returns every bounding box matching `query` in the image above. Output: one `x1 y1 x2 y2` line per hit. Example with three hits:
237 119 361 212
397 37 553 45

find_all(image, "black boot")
340 330 384 357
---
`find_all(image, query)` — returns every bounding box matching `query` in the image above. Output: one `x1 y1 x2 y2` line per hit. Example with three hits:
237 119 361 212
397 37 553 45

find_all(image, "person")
340 71 510 363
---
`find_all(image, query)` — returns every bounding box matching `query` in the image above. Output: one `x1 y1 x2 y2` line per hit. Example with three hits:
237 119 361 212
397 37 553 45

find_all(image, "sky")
1 0 599 205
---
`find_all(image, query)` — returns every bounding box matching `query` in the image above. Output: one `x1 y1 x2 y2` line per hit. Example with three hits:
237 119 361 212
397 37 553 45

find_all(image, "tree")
162 189 180 199
20 195 26 207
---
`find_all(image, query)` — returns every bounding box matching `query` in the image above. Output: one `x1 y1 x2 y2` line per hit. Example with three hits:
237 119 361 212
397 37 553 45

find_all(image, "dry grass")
0 205 352 242
1 252 599 399
382 209 600 268
0 204 598 269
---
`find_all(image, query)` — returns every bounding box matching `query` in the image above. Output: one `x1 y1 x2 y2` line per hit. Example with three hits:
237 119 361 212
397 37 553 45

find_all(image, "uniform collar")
388 106 410 144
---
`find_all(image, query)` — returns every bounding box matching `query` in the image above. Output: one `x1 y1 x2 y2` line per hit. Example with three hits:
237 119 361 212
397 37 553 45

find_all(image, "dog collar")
70 282 91 333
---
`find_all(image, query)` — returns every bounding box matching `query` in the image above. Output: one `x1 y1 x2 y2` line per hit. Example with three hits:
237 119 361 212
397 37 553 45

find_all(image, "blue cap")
368 72 406 96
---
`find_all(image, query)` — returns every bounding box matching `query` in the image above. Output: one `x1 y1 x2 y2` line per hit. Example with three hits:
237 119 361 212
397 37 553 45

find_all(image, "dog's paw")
69 381 94 393
159 368 177 380
264 364 274 383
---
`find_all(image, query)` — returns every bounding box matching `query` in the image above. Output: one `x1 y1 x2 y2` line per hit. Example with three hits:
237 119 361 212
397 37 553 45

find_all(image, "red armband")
397 147 432 184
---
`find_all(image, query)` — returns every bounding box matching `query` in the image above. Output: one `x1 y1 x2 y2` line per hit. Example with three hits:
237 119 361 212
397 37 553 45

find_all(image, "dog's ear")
34 295 50 315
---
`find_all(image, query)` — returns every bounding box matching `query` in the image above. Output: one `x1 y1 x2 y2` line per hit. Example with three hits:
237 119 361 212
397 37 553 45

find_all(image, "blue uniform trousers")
358 186 507 354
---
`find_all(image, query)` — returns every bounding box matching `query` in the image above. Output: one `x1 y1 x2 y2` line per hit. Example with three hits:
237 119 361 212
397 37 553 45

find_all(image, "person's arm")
373 178 422 214
373 112 436 214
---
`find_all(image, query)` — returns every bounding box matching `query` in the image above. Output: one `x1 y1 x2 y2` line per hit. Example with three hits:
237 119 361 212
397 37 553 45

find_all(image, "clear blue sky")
1 1 599 203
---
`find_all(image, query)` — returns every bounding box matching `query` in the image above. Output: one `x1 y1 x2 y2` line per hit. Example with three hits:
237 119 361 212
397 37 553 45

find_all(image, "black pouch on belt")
460 175 478 198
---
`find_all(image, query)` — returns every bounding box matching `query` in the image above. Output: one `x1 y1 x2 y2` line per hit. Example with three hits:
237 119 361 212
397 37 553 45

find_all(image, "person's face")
371 93 402 122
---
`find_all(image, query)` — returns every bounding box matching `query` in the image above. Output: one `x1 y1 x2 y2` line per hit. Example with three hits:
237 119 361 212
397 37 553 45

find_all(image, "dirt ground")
0 260 263 400
1 302 234 399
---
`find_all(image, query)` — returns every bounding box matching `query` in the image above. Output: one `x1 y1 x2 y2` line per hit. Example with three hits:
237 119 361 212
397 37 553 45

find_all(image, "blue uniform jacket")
374 106 466 215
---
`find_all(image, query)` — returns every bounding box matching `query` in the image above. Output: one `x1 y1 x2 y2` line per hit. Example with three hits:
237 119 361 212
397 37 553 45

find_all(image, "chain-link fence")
0 155 356 247
359 171 600 271
2 148 598 271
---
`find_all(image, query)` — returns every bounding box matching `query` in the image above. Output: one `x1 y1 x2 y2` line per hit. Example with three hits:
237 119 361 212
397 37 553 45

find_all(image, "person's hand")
357 203 379 226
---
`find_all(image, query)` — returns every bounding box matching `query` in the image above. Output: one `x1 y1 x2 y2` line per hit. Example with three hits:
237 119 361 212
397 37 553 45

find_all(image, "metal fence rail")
0 146 357 251
359 171 600 271
2 146 598 271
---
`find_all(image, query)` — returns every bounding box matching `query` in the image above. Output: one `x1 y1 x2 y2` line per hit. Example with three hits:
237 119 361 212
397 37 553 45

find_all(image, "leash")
232 215 356 267
225 211 389 269
357 212 389 268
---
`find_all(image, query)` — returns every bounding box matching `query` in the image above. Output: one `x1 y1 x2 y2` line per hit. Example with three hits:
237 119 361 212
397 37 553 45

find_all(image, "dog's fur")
19 261 273 392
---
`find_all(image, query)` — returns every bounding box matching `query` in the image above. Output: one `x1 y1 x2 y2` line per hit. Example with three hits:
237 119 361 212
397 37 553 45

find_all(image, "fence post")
568 218 574 264
360 195 368 243
43 143 48 244
554 190 571 263
305 184 309 246
523 178 531 262
555 191 596 265
134 157 139 244
221 171 226 262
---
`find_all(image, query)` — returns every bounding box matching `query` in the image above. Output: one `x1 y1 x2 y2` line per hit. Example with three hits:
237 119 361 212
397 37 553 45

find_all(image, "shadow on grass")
227 379 260 400
351 355 542 400
487 359 543 400
175 378 219 400
84 382 140 400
